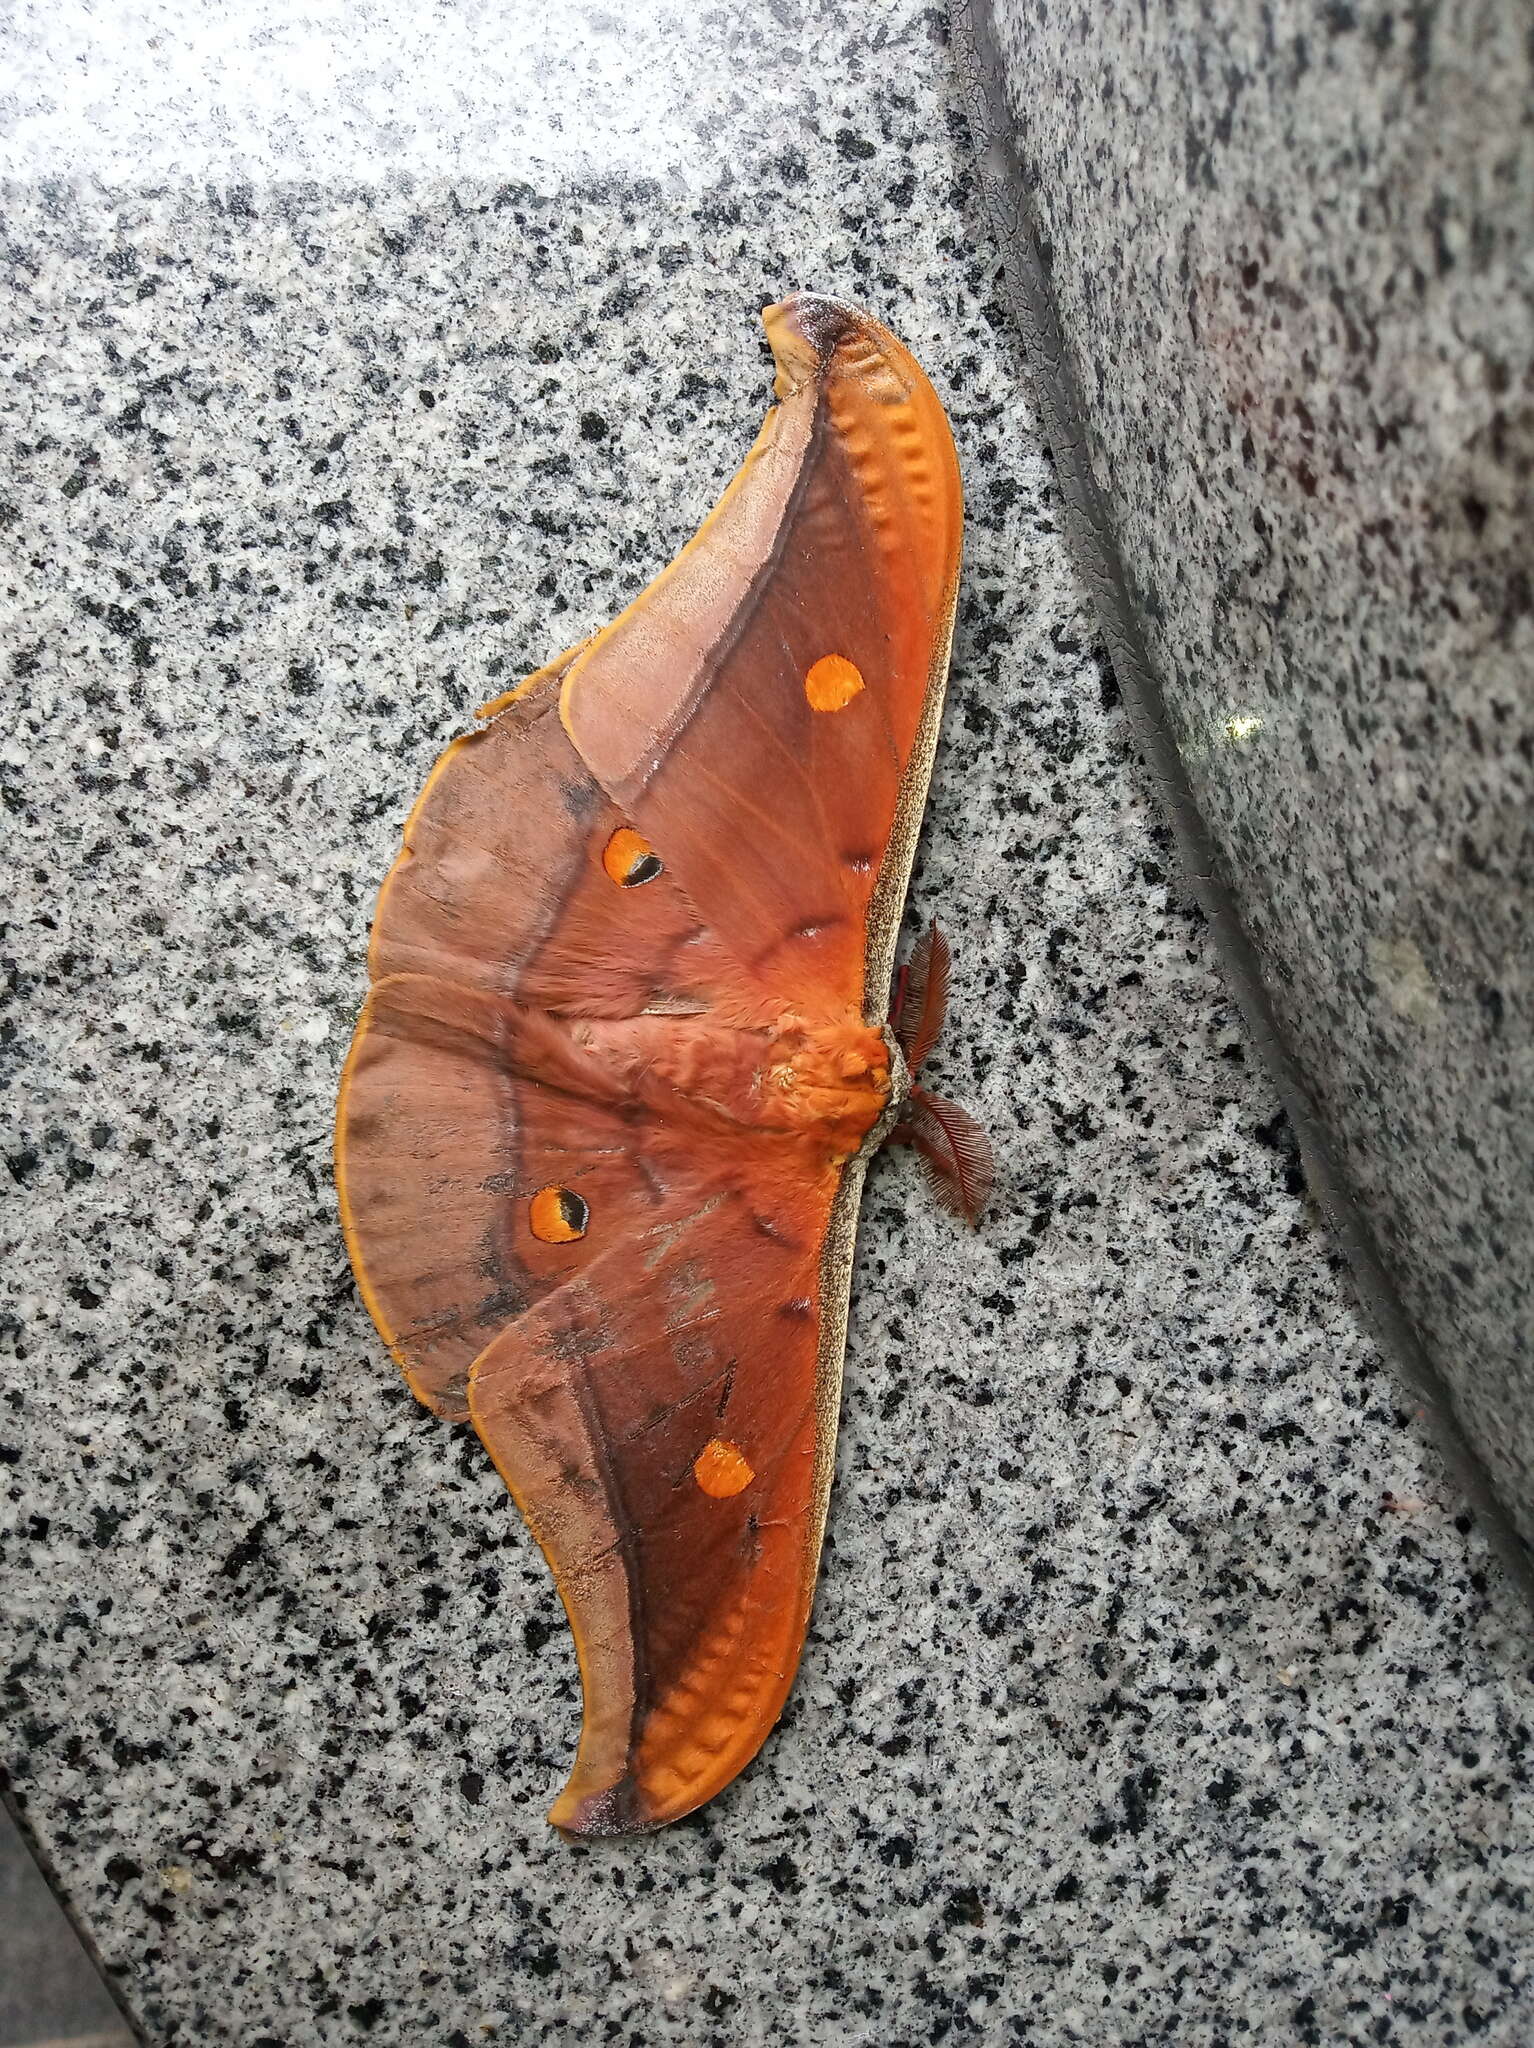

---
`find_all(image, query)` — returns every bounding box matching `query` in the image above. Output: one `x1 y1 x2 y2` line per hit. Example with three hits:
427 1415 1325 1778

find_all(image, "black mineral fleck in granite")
0 2 1531 2043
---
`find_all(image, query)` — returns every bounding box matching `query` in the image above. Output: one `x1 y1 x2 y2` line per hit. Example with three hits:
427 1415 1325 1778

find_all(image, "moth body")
337 293 976 1835
555 1008 890 1155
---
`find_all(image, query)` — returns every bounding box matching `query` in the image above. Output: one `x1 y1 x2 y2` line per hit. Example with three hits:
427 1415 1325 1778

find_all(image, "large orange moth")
335 294 990 1835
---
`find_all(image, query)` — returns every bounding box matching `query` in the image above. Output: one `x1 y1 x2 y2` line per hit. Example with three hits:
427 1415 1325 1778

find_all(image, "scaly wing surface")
335 294 963 1830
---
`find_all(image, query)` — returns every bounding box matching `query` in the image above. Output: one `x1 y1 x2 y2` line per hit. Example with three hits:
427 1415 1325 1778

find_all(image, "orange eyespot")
602 827 663 887
693 1438 754 1498
804 653 865 712
529 1186 589 1243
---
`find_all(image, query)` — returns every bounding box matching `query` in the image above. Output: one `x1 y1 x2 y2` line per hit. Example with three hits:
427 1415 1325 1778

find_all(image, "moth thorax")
761 1017 891 1149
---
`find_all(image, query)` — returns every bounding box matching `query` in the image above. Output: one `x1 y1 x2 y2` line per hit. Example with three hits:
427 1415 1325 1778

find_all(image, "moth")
336 294 989 1835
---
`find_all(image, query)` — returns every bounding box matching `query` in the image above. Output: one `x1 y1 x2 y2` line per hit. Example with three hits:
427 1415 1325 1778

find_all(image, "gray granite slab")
1 3 1532 2044
958 0 1534 1576
0 1798 133 2048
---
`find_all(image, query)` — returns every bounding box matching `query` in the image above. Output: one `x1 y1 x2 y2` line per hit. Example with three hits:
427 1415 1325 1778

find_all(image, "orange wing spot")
803 653 865 712
693 1437 754 1498
529 1186 589 1243
601 826 663 887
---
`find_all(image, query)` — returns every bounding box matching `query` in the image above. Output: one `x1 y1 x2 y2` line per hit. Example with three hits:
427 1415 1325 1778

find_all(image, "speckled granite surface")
960 0 1534 1569
2 4 1532 2044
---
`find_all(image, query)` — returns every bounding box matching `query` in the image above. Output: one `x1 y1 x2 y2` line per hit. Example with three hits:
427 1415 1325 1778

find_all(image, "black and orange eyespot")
602 826 663 888
529 1186 590 1243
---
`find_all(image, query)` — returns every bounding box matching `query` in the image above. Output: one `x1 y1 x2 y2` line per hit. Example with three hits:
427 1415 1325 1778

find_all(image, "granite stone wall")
957 0 1534 1579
